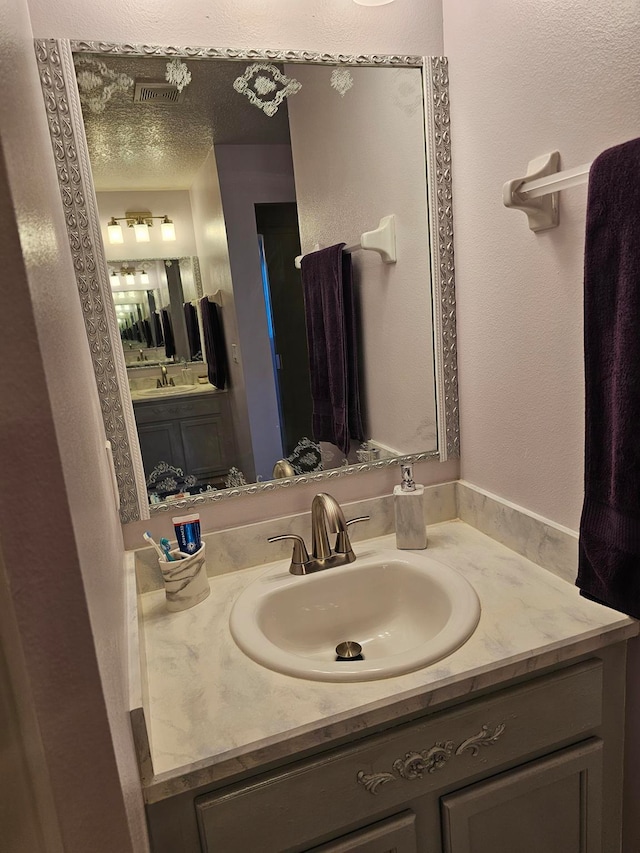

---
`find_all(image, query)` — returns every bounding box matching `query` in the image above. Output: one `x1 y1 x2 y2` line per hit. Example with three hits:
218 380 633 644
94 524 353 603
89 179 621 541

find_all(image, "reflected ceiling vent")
133 82 185 105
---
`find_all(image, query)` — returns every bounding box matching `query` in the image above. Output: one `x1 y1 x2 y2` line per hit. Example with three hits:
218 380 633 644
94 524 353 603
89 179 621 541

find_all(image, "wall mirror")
35 39 458 523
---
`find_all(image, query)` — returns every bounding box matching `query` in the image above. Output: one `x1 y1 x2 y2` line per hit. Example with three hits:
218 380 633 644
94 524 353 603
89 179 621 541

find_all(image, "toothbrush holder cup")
158 543 209 612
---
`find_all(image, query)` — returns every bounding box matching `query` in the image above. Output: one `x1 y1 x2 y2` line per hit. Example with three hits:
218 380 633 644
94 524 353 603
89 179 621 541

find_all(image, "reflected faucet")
268 492 369 575
156 364 175 388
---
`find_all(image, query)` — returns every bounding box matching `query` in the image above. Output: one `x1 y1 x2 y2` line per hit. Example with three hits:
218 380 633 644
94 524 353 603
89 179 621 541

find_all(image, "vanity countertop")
129 383 221 403
136 520 637 803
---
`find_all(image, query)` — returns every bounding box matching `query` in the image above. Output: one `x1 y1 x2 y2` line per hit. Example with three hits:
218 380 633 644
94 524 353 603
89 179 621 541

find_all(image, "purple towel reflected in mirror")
152 311 164 347
142 318 153 348
300 244 364 456
199 297 227 390
183 302 202 360
160 309 175 359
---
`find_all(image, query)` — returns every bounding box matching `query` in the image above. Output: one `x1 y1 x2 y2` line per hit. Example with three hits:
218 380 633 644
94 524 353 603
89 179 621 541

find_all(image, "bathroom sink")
229 548 481 682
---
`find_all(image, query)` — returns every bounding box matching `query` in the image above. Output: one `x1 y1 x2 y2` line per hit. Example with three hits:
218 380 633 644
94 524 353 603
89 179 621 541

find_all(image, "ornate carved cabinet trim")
357 723 506 795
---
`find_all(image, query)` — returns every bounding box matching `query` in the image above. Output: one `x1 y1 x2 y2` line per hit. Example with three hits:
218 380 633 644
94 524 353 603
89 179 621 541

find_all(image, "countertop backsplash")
134 480 579 593
135 481 458 593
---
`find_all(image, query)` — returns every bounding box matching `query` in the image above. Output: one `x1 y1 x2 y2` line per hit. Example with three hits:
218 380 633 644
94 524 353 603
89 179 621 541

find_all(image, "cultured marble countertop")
130 383 220 403
137 520 637 801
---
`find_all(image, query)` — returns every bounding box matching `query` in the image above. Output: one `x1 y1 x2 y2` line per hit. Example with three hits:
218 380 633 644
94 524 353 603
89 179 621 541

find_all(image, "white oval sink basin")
230 548 481 682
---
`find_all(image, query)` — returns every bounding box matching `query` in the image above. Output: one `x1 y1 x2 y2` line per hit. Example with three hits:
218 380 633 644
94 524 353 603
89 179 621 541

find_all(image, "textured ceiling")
77 55 292 191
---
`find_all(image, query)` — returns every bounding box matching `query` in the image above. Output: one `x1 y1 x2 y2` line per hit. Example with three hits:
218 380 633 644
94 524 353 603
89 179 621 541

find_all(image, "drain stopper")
335 641 364 662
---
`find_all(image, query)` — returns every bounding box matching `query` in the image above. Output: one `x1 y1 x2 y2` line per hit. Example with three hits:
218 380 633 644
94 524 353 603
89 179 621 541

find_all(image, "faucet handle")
267 534 311 575
335 516 370 554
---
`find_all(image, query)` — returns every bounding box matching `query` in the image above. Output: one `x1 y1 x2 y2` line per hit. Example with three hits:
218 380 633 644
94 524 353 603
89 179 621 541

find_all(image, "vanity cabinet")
145 648 626 853
133 392 236 490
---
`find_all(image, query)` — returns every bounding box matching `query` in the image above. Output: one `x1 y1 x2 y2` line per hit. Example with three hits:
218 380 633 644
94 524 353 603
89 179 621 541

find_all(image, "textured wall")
0 546 63 853
444 0 640 530
28 0 443 56
215 143 297 482
1 0 147 849
190 147 256 479
442 2 640 848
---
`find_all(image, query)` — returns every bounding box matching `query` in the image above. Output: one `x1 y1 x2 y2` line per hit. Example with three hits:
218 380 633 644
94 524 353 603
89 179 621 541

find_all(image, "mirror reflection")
110 257 202 365
76 52 438 504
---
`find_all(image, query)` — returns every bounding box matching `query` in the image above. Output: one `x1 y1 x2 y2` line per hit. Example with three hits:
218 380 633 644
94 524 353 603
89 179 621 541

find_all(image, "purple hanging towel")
577 137 640 618
300 244 364 456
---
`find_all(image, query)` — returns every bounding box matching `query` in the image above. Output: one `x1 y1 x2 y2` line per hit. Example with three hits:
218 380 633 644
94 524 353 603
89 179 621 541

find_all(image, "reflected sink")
230 548 481 682
135 385 198 397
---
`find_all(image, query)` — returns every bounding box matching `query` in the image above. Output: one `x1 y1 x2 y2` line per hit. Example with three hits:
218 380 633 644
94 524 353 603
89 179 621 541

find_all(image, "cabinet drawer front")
196 660 602 853
133 394 223 424
307 811 417 853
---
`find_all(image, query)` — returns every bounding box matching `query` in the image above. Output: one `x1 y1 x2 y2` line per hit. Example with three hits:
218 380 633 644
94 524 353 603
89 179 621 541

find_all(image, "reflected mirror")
36 40 458 522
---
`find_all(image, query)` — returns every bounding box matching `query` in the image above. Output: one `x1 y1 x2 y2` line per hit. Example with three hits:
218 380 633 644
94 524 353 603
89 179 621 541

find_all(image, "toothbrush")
159 537 176 562
143 531 165 561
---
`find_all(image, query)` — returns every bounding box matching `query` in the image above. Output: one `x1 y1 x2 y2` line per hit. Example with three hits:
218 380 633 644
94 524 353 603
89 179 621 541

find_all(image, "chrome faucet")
268 492 369 575
156 364 175 388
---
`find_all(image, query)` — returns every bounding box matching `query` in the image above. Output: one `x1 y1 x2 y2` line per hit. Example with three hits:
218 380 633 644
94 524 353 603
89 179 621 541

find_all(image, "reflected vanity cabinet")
145 646 627 853
133 391 236 491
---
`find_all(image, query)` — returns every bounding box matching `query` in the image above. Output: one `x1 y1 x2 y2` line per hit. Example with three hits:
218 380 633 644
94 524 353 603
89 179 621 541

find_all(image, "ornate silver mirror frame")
34 39 458 523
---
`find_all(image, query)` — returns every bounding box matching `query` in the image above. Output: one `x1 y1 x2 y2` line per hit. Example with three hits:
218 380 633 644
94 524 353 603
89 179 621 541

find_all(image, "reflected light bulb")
140 272 150 285
161 216 176 241
125 273 135 285
107 218 124 244
134 222 150 242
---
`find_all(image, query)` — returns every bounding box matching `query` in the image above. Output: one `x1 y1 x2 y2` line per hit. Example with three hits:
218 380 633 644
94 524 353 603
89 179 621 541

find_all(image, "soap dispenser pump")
394 464 427 549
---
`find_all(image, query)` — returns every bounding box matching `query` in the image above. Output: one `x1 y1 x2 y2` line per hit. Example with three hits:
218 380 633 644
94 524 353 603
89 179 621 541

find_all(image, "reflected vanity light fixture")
109 264 151 287
106 211 177 244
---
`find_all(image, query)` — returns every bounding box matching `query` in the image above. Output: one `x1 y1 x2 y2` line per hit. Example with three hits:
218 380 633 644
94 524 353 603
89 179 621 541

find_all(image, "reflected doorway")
255 203 313 457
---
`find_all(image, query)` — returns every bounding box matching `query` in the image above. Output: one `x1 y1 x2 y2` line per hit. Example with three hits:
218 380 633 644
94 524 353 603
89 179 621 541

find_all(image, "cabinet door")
179 414 229 479
441 739 603 853
137 421 185 478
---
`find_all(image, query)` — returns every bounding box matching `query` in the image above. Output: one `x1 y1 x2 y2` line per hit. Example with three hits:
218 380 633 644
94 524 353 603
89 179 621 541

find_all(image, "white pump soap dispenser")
393 464 428 549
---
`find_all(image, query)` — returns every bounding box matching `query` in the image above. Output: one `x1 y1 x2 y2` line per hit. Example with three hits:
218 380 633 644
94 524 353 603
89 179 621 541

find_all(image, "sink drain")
335 641 364 662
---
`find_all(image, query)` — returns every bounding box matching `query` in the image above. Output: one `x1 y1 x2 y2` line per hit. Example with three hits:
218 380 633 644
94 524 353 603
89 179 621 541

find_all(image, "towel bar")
294 214 397 269
504 151 591 232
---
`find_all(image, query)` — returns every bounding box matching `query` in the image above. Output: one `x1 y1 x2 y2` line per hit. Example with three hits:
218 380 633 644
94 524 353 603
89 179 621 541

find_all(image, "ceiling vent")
133 82 185 105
